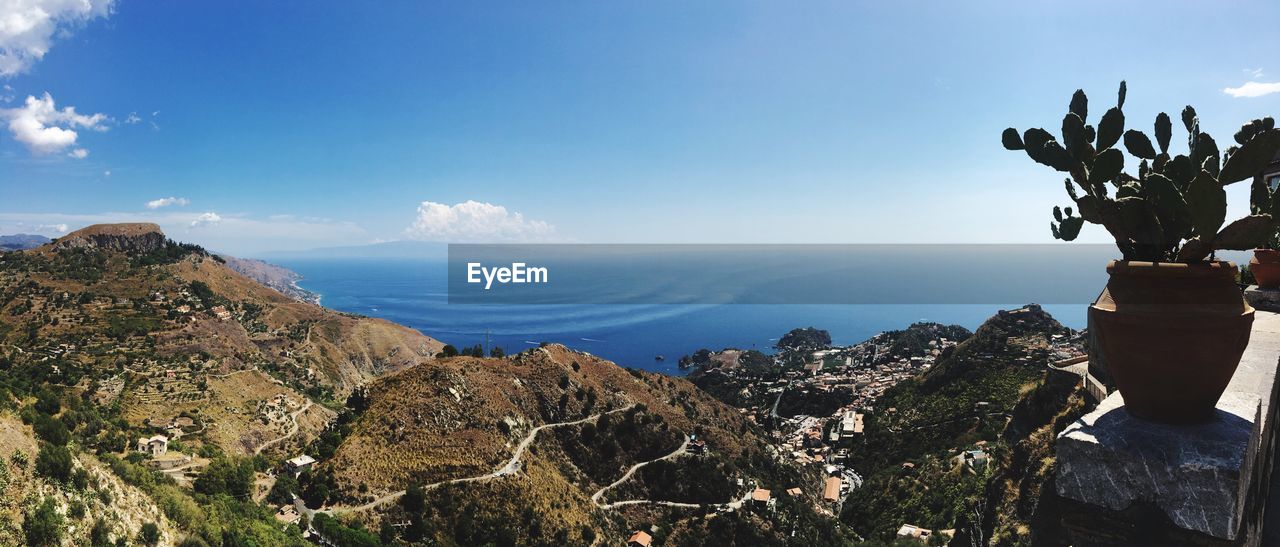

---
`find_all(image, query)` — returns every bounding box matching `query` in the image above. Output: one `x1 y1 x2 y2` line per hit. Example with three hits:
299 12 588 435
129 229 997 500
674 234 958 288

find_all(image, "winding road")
314 404 636 515
590 435 687 505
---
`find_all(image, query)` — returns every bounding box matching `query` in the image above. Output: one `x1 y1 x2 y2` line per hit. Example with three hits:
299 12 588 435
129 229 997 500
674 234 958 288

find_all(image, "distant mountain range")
261 239 447 260
0 233 51 251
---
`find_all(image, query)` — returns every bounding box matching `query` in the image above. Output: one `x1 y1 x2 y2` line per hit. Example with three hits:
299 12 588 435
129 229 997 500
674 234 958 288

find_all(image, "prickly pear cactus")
1003 82 1280 262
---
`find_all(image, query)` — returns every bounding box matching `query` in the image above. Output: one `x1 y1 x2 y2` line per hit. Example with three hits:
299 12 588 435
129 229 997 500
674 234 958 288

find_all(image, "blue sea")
272 257 1088 375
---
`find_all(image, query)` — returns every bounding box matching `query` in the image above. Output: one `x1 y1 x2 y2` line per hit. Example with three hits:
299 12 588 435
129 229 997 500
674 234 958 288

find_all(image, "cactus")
1004 82 1280 262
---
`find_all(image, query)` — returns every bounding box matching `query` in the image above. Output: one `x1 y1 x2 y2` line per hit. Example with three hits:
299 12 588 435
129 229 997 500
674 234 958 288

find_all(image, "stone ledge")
1056 310 1280 542
1245 286 1280 314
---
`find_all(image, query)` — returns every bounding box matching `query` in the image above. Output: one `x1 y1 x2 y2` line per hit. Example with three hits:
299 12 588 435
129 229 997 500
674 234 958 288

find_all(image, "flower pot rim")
1105 259 1238 279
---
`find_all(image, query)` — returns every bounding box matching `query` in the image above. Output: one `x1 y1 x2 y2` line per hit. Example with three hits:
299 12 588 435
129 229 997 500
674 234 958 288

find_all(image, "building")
285 454 316 474
687 436 707 455
211 305 232 320
136 435 168 456
840 411 864 439
751 488 772 510
823 476 842 503
896 524 935 543
627 531 653 547
275 505 301 526
956 448 990 469
786 487 803 497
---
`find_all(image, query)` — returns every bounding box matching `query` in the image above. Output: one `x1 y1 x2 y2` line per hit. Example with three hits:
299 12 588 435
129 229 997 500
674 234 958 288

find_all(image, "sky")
1 1 1279 255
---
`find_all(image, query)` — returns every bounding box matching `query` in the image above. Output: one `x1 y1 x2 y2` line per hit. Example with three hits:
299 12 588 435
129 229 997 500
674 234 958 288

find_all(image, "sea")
272 257 1089 375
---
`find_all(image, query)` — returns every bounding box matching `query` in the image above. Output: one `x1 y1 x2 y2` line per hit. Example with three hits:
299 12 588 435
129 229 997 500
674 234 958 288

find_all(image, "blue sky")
2 1 1279 255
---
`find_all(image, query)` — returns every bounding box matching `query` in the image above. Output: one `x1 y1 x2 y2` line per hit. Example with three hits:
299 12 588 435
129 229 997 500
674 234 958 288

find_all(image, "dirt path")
590 435 687 505
317 404 636 515
253 401 313 455
597 488 755 511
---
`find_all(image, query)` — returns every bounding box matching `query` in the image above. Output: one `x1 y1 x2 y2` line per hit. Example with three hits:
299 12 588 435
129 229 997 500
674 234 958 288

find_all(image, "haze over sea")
275 257 1088 374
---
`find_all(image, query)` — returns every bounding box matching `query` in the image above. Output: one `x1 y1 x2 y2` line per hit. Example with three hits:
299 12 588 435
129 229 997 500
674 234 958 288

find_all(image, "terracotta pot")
1252 249 1280 289
1088 260 1253 424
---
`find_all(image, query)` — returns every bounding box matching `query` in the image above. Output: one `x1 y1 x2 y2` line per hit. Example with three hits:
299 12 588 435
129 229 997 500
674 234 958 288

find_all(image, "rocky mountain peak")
52 223 167 253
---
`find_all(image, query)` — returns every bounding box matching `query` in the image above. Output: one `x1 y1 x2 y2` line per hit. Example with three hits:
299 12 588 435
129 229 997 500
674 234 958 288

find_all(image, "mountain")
0 223 441 456
840 304 1080 541
263 240 448 260
0 223 843 546
0 223 448 546
0 233 52 251
306 343 853 546
218 255 321 304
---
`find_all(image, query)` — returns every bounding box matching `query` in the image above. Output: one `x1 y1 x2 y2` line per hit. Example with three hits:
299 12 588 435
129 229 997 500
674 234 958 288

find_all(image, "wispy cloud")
1 92 108 156
189 212 222 229
1223 81 1280 98
403 200 555 242
0 0 115 77
145 197 190 209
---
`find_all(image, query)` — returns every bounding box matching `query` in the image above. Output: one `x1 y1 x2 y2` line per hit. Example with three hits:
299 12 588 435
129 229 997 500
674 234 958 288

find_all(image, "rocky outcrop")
53 223 167 253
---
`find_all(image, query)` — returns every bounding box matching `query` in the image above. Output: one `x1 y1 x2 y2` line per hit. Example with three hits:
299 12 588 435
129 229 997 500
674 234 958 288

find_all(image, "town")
684 305 1087 542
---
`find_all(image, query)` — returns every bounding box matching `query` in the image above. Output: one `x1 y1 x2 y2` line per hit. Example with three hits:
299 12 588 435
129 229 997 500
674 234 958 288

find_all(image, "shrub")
35 445 72 483
23 497 62 547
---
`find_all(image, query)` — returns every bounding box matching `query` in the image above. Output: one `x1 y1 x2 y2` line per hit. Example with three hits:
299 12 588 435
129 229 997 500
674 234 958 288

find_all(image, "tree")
35 445 72 483
138 522 161 546
267 472 298 505
402 482 426 513
32 415 69 446
490 346 505 358
23 497 62 547
89 519 113 547
438 345 459 358
193 457 253 498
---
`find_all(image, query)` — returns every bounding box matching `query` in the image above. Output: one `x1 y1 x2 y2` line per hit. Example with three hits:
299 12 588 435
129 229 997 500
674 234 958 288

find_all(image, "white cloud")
403 200 555 242
1 92 107 155
35 222 66 233
1223 81 1280 98
67 147 85 158
0 0 114 77
124 111 140 124
145 196 189 209
1248 68 1265 79
102 169 109 176
189 212 221 228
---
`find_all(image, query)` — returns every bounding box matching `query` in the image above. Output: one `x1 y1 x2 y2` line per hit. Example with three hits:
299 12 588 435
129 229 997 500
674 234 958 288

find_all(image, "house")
687 435 707 454
896 524 934 543
823 476 842 503
136 435 168 456
171 416 195 429
211 305 232 320
285 454 316 474
627 531 653 547
786 487 803 497
840 411 865 439
275 505 301 526
751 488 772 509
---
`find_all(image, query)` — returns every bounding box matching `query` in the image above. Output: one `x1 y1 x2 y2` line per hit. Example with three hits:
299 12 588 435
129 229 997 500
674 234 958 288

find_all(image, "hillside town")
685 306 1088 537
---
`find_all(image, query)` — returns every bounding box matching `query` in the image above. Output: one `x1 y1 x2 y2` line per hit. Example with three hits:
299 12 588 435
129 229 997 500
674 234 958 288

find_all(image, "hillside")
0 223 442 457
840 305 1081 541
312 344 852 546
218 255 321 304
0 223 452 546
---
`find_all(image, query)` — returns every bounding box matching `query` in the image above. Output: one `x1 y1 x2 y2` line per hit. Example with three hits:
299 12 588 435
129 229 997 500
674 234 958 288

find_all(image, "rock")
54 223 167 253
1055 310 1280 541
